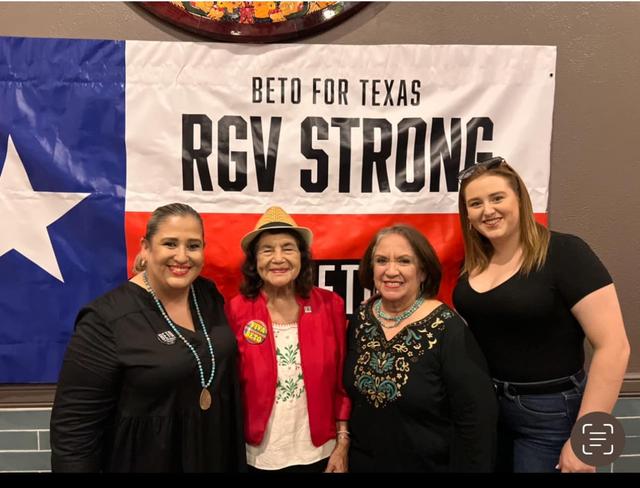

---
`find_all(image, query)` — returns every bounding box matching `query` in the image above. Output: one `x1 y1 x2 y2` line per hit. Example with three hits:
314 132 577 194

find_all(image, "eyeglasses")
457 157 506 182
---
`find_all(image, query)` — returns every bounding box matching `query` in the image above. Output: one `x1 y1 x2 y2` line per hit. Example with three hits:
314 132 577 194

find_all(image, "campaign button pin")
157 330 176 345
243 320 267 345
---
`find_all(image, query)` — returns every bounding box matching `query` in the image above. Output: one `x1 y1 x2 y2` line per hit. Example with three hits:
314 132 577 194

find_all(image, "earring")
140 258 147 269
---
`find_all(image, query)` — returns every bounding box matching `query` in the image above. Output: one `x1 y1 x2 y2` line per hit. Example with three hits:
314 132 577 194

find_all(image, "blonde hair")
458 161 550 276
131 203 203 274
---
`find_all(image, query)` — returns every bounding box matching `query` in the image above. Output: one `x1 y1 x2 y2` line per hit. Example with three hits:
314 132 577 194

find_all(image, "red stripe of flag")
126 212 548 307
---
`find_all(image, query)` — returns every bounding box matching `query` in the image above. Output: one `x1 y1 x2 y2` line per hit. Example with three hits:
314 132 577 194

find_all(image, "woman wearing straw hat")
225 206 351 472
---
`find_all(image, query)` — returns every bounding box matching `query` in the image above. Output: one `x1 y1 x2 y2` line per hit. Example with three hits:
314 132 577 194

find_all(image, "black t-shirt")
453 232 612 382
344 302 497 472
50 277 246 472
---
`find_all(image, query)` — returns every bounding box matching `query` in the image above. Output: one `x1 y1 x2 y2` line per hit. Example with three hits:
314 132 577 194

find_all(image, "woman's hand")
324 436 349 473
556 439 596 473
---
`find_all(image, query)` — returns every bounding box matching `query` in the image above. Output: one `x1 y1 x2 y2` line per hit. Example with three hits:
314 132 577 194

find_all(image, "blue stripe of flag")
0 36 127 382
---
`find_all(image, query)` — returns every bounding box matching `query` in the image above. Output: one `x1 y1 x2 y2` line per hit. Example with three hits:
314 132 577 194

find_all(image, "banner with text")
0 37 556 381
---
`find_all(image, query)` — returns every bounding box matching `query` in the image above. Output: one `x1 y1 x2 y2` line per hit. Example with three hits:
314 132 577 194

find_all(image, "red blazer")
225 287 351 447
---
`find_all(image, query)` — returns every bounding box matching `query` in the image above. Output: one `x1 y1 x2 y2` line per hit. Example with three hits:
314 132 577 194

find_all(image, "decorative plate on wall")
139 2 366 43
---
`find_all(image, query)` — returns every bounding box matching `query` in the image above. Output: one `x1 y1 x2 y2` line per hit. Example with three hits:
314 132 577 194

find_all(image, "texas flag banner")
0 36 556 382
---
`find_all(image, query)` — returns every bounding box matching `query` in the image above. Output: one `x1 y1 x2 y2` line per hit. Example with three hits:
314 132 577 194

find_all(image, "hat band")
259 222 294 230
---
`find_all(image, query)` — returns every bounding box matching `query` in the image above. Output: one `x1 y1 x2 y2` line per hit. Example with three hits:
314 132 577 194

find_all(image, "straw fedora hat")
240 206 313 252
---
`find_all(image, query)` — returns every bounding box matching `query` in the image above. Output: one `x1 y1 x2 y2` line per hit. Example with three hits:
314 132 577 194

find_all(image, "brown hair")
458 160 550 276
131 203 204 274
359 224 441 298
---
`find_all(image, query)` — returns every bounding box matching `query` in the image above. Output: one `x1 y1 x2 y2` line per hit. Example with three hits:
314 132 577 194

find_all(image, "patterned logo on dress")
156 330 177 345
352 304 451 408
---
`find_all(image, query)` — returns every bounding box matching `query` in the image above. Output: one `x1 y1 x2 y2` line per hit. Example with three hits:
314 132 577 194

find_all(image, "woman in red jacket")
226 206 351 472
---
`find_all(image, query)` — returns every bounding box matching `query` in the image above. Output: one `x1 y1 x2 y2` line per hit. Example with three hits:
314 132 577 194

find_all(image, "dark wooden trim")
2 374 640 408
620 373 640 397
0 384 56 408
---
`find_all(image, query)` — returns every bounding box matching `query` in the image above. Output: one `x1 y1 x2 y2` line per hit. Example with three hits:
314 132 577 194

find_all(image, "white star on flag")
0 135 90 282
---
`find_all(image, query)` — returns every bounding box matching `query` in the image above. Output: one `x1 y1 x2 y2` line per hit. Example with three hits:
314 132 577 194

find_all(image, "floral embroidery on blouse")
352 303 453 408
274 322 305 403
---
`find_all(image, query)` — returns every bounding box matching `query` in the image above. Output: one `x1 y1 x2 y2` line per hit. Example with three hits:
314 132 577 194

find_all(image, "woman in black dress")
345 224 497 472
50 203 245 472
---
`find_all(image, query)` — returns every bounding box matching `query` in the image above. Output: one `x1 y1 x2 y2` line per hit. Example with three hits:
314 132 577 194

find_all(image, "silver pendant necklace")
143 272 215 410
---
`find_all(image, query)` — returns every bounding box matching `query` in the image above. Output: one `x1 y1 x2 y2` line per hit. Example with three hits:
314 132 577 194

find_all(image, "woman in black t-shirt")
453 157 629 473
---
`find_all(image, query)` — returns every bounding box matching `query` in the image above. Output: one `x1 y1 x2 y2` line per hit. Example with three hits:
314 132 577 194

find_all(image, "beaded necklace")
374 295 425 329
143 272 216 410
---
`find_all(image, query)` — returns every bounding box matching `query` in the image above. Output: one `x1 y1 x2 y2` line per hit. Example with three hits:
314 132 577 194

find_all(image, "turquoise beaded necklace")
143 271 215 410
374 295 425 329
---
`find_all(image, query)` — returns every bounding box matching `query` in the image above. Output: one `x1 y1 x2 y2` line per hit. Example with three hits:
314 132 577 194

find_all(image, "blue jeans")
494 372 586 473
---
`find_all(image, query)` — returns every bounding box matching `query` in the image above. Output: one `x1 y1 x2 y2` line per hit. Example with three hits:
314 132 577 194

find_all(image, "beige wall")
0 1 638 378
